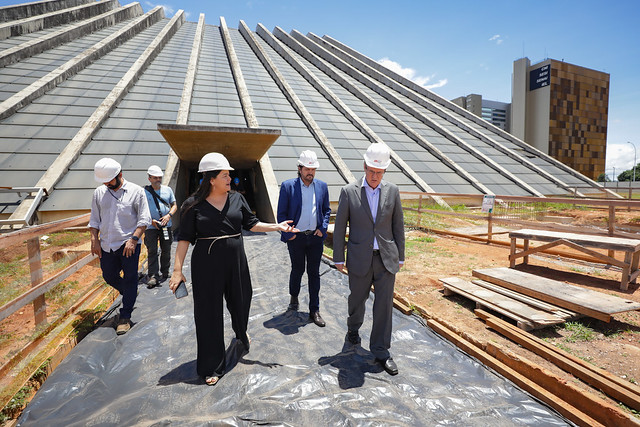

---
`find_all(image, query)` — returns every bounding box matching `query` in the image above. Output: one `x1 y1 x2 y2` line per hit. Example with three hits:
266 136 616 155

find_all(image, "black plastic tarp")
18 232 569 426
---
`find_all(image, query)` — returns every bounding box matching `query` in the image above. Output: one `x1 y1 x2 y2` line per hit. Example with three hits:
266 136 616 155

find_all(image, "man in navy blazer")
277 150 331 327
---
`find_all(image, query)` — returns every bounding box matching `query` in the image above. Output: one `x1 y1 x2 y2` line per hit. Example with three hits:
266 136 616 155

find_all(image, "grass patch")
45 231 89 247
411 236 436 243
0 332 14 347
0 261 31 306
554 341 574 354
323 245 333 258
0 358 51 422
562 321 596 343
45 280 79 307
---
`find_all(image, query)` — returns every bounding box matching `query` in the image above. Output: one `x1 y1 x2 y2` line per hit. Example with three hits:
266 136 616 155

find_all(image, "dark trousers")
99 243 141 320
286 233 323 312
347 252 395 360
144 227 172 279
191 238 251 378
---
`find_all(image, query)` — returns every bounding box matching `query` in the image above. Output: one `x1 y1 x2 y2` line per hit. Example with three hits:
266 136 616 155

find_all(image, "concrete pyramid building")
0 0 609 226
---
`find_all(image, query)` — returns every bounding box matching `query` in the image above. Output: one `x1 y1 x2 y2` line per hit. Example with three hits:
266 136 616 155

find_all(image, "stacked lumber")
476 309 640 413
473 267 640 322
440 276 577 330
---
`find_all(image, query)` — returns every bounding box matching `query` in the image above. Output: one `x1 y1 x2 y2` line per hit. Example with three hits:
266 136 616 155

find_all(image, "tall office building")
512 58 609 180
451 94 510 131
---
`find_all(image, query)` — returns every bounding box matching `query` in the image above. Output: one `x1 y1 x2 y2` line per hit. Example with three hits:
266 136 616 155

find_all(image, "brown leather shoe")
309 311 326 327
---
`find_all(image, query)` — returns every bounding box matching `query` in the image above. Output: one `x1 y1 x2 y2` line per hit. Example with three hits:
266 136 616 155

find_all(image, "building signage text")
529 64 550 91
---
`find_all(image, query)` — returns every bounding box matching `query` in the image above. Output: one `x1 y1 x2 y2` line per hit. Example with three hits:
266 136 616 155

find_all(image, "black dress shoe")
376 357 398 375
309 311 326 327
346 330 361 345
287 295 299 311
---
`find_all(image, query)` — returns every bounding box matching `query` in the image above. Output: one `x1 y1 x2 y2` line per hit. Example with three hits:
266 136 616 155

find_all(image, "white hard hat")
198 152 234 172
363 144 391 169
147 165 163 177
94 158 121 183
297 150 319 169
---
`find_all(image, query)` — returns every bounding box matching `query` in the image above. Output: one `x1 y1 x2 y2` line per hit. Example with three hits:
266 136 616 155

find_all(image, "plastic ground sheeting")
18 232 569 426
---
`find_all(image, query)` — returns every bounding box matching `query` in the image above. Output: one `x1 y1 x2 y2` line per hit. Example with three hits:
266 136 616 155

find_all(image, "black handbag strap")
145 185 170 212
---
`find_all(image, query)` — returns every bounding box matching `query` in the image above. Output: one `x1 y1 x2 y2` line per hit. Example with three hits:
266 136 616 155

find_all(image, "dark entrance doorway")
157 124 281 222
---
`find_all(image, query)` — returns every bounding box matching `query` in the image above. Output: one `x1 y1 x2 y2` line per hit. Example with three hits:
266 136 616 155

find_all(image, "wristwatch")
131 235 140 242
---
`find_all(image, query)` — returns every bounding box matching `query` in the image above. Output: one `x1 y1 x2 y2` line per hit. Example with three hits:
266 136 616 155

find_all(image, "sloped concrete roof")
0 0 608 222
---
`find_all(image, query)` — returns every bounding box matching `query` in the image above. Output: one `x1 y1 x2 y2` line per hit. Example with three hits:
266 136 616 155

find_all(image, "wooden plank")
441 277 564 326
442 281 535 330
427 319 605 427
473 267 640 322
476 309 640 412
510 238 626 269
472 279 577 319
510 228 640 252
0 213 90 249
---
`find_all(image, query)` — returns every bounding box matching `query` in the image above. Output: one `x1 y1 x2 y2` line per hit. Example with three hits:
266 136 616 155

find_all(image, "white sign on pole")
481 195 495 213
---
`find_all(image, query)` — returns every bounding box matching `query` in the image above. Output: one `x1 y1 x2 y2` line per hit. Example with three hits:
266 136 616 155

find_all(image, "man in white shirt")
89 158 151 335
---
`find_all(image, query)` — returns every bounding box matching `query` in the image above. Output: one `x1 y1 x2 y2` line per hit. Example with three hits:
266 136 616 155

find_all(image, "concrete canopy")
157 124 281 170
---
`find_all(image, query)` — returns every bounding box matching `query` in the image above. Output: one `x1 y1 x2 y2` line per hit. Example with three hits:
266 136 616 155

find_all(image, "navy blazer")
277 177 331 242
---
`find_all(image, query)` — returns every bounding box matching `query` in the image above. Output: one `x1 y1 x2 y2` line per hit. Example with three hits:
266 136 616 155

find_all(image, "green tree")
596 173 610 182
618 165 640 182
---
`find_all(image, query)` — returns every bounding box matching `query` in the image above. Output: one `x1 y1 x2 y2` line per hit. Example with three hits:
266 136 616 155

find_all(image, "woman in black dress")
170 152 297 386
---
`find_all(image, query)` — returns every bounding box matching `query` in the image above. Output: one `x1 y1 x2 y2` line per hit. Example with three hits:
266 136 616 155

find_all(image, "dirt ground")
394 210 640 414
3 210 640 416
0 240 105 367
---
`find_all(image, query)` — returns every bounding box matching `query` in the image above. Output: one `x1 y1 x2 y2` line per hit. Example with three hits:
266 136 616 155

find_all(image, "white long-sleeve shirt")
89 179 151 252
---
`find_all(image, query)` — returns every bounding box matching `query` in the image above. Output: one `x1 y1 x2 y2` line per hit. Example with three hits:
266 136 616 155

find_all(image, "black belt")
373 249 380 256
298 230 315 235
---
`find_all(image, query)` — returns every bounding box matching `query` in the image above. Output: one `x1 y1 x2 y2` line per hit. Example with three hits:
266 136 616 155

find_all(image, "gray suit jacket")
333 178 405 276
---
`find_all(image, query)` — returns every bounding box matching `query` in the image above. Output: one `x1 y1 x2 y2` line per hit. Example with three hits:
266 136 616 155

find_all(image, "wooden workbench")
509 228 640 291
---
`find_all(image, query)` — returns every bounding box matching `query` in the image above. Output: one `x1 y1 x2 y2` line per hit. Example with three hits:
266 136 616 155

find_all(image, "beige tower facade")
512 58 609 179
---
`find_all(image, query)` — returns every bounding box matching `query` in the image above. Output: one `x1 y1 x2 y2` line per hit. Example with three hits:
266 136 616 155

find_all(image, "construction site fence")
400 191 640 242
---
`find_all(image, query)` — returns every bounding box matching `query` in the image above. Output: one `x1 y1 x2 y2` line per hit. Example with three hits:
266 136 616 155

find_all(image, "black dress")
177 192 259 378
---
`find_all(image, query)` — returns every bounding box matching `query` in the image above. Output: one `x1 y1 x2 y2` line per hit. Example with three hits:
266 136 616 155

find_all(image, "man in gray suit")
333 143 405 376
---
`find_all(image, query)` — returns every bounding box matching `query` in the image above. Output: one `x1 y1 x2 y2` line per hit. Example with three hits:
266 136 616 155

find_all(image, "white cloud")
489 34 503 45
606 142 638 179
377 58 447 89
425 79 448 89
145 1 175 16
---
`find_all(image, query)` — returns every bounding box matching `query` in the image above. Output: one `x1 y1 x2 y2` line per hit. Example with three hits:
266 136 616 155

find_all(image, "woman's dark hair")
181 170 222 217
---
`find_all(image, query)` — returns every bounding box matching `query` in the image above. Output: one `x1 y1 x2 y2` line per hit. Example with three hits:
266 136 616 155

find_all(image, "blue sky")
3 0 639 179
